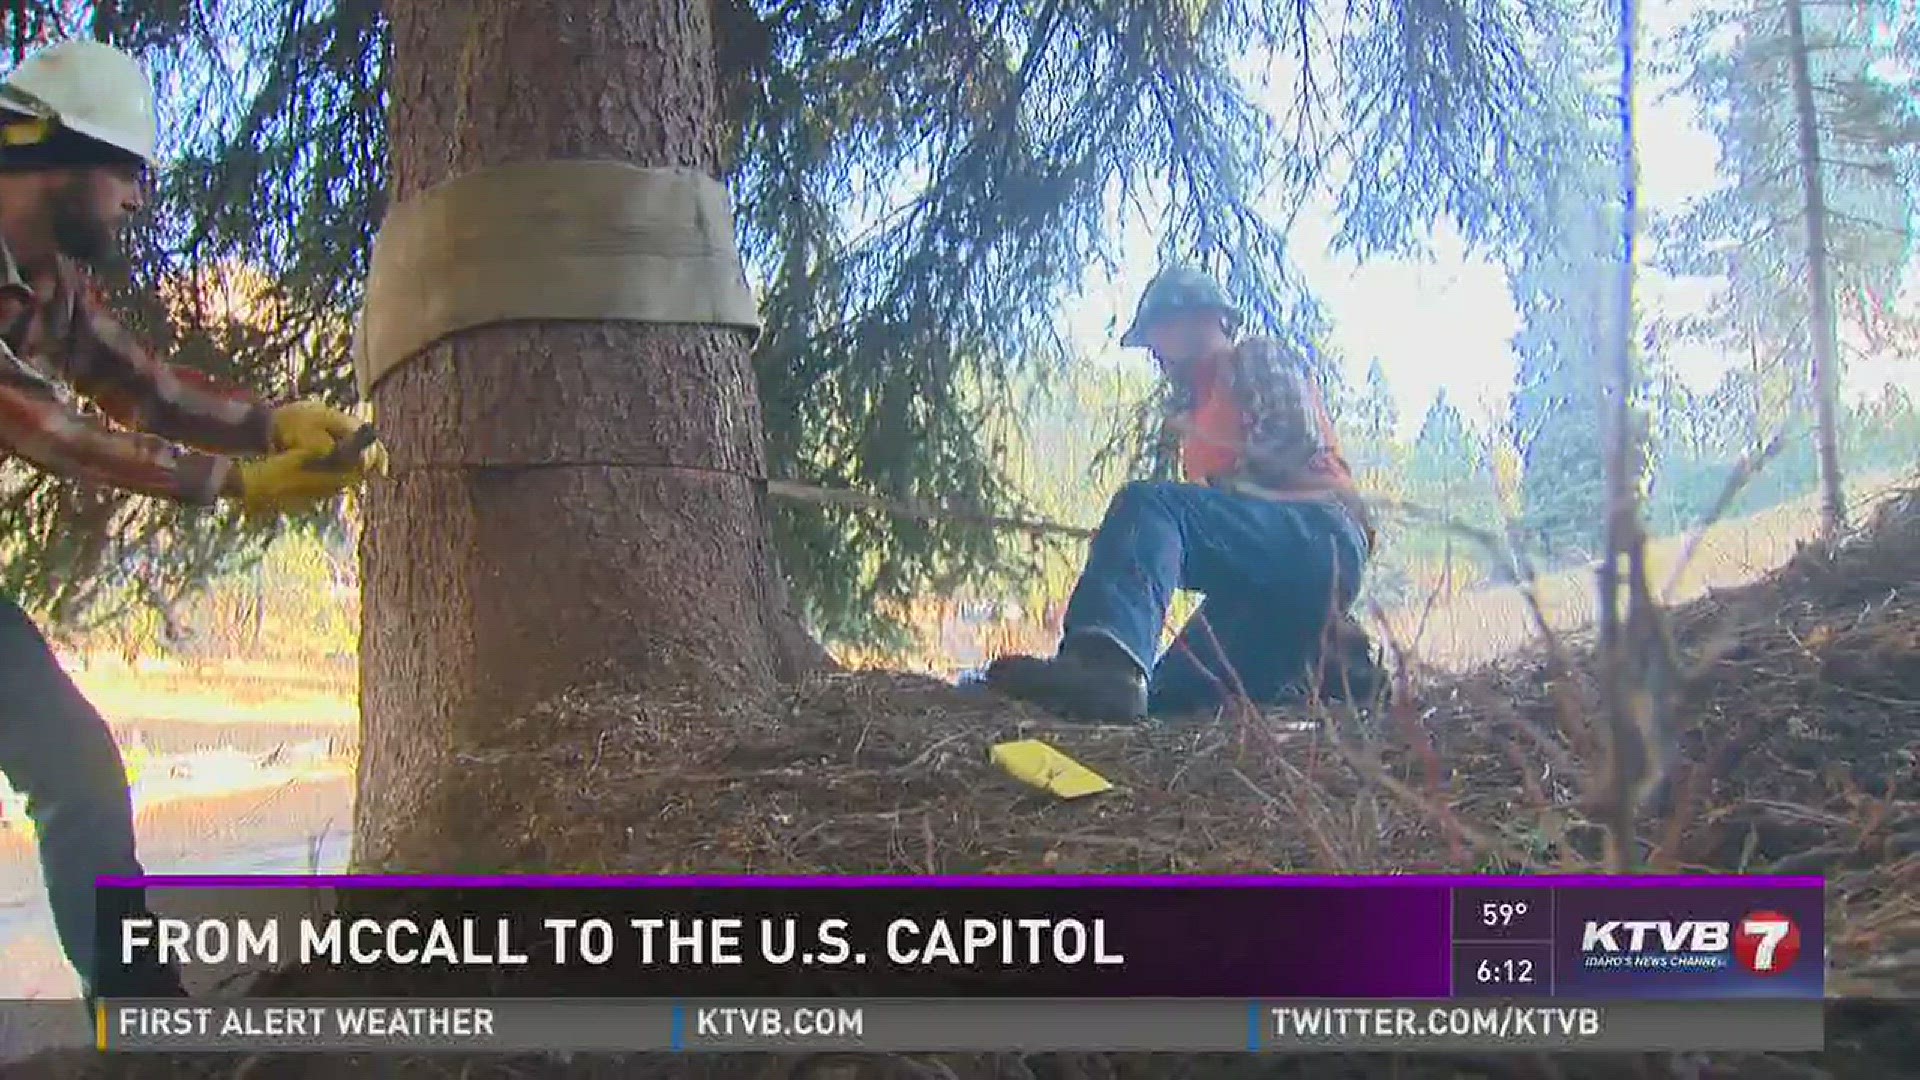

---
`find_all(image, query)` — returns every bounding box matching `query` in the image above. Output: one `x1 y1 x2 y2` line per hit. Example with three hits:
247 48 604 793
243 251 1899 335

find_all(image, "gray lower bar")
96 998 1824 1053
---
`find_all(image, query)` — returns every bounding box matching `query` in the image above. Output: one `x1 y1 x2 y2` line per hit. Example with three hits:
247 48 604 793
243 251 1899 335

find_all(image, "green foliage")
1656 0 1919 412
1642 368 1920 535
1844 383 1920 473
1631 0 1918 536
1350 358 1400 467
1502 0 1626 567
0 3 363 632
1344 359 1419 605
1404 390 1507 585
8 0 1577 648
718 0 1576 642
995 360 1158 614
1409 390 1481 500
1506 190 1615 563
58 525 361 662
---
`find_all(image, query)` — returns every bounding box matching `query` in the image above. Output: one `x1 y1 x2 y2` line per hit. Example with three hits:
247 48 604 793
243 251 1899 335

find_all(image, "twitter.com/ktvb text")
1269 1004 1600 1044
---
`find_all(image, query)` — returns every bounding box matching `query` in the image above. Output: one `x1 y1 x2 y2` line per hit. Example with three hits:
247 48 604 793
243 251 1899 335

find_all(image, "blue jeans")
0 595 148 999
1061 481 1368 716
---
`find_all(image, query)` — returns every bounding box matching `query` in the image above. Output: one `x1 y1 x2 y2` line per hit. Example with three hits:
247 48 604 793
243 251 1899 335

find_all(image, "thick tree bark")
356 0 819 871
1784 0 1848 539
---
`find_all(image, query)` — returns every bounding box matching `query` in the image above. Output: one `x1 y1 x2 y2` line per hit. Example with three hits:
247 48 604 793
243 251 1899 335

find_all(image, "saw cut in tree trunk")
356 0 822 873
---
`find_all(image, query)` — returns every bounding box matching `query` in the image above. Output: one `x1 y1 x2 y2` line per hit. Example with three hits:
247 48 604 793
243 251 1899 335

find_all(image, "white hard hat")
0 39 157 164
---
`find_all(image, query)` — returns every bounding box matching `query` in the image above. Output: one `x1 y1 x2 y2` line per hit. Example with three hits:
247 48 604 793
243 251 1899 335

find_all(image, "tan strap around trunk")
352 160 762 396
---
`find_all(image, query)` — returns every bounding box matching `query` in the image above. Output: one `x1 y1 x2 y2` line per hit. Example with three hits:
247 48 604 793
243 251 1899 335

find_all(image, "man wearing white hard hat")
0 39 386 1004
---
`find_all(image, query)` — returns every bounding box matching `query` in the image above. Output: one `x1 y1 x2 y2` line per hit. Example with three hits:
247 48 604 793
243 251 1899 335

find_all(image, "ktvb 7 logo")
1579 911 1802 975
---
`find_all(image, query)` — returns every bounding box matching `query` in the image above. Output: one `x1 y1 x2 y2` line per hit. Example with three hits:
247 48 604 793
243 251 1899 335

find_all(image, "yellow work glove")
270 400 389 477
226 447 362 515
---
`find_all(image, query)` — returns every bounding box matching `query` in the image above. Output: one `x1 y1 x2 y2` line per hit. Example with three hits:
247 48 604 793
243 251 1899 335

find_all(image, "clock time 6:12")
1476 958 1535 985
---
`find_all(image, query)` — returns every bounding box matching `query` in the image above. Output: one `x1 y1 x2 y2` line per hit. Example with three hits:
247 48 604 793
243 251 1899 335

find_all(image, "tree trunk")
356 0 822 872
1593 0 1662 873
1785 0 1848 539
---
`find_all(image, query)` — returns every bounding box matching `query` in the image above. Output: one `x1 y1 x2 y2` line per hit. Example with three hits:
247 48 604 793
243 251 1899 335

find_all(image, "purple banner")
99 874 1822 1000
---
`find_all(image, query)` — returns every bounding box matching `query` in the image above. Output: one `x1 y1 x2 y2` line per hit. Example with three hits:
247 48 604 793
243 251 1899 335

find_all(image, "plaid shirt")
0 239 272 504
1167 335 1374 547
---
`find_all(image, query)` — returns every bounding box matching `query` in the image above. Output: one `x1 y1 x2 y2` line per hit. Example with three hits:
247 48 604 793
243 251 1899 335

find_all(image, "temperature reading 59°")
1482 901 1530 928
1453 889 1550 941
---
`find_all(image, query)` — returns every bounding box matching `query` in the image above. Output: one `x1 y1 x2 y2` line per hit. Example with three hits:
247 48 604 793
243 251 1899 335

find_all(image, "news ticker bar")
104 874 1827 1000
97 998 1823 1053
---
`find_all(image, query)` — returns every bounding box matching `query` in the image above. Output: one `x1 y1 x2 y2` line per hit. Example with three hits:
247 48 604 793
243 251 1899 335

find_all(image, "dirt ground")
5 491 1916 1079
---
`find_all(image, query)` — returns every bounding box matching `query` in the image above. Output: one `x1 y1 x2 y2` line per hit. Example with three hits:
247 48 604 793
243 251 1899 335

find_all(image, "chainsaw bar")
306 424 381 472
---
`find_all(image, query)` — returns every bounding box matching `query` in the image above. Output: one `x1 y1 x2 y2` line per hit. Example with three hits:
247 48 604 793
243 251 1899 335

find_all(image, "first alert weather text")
123 915 1128 969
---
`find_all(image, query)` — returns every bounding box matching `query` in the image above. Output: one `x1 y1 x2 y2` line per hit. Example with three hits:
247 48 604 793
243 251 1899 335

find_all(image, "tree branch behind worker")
985 267 1383 721
0 38 386 1008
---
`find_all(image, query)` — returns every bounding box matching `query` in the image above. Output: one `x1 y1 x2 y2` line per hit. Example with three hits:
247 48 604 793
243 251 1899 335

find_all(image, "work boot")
89 913 191 1002
1316 614 1390 706
92 959 188 998
984 635 1149 721
84 956 187 1027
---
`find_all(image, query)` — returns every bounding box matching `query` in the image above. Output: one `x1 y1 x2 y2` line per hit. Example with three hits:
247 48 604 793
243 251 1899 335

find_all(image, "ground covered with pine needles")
12 489 1919 1079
